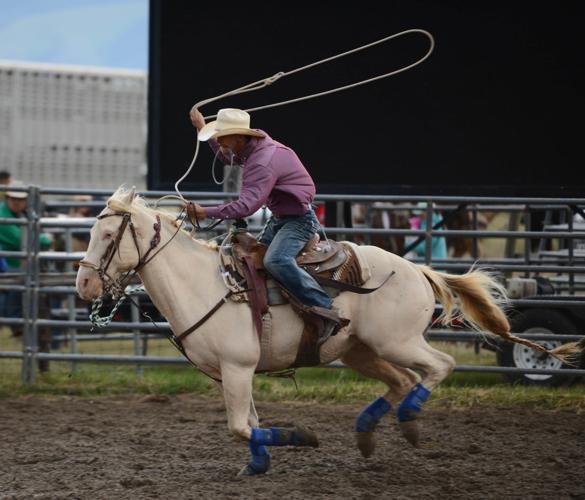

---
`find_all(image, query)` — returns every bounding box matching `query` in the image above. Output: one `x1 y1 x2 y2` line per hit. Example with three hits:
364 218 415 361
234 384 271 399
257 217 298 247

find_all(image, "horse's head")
76 186 159 301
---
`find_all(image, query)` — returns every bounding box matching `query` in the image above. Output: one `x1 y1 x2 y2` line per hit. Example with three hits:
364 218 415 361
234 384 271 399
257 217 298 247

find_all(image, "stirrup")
317 318 340 347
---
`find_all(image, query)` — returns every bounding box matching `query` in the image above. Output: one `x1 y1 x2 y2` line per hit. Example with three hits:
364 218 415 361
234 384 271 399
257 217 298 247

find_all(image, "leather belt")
273 209 310 220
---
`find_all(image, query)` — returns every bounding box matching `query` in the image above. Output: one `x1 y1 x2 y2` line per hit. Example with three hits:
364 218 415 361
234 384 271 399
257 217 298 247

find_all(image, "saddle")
231 231 348 273
219 231 372 369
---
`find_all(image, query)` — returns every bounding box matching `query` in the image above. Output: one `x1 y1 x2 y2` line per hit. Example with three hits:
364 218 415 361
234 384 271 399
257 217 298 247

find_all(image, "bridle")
78 201 228 299
77 205 246 384
78 210 168 298
78 206 237 384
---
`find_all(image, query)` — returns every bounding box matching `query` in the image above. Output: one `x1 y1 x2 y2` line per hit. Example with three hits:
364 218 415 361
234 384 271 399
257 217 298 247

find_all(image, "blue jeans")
0 290 22 318
258 210 333 309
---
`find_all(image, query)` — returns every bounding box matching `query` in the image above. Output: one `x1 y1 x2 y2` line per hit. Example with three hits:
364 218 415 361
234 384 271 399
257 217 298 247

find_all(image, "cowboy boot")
308 305 350 347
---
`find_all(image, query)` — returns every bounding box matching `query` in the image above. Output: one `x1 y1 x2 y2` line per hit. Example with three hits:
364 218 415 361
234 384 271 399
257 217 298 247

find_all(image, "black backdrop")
148 1 584 196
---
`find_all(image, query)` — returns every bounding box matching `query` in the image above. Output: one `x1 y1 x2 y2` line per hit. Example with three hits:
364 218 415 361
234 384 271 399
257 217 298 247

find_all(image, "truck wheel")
496 309 581 387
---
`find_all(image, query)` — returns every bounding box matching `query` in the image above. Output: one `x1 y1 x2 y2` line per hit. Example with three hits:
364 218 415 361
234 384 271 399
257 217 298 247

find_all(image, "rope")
89 285 144 329
175 28 435 201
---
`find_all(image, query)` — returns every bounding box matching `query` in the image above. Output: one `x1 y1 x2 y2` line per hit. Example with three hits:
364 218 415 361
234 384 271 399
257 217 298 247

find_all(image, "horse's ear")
120 186 136 206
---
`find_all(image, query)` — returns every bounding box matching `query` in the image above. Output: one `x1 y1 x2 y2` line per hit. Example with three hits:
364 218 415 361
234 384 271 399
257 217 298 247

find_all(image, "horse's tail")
418 265 582 365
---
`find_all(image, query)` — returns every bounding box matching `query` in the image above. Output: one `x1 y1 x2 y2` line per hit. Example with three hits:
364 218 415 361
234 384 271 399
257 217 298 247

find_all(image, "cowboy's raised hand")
189 106 205 131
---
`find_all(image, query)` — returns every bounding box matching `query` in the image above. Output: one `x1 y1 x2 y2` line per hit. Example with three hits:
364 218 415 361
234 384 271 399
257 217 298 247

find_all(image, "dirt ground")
0 395 584 500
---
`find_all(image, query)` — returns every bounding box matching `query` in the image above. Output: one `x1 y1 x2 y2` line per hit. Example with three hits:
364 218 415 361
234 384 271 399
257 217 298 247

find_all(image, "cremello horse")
76 187 580 476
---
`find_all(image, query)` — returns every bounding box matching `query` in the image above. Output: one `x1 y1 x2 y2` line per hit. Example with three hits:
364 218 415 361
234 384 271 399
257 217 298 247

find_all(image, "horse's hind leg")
343 341 420 405
375 339 456 447
341 342 420 457
221 361 319 476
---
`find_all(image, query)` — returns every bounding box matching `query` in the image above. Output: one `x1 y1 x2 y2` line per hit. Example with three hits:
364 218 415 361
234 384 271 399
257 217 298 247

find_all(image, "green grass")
0 361 583 412
1 329 583 411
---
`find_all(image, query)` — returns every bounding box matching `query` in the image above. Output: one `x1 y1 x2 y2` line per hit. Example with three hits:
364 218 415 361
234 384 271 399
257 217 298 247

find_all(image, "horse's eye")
104 232 113 240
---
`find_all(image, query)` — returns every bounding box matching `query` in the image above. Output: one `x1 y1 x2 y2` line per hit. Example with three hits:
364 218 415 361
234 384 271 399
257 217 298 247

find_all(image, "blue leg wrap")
250 427 304 446
397 383 431 422
247 441 271 474
355 397 392 433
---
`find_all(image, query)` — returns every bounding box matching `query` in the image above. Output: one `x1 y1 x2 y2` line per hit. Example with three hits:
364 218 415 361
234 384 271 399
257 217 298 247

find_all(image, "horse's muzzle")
76 266 103 300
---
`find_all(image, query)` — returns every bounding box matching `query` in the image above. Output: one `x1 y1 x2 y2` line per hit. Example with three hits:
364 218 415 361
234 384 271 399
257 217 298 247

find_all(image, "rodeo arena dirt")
1 395 585 499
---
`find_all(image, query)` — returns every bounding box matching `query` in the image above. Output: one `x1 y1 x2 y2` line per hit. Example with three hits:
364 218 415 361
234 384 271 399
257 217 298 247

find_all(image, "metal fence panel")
0 186 583 385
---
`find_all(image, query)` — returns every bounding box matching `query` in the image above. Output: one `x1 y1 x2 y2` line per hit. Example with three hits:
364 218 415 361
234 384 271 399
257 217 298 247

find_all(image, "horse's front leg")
220 362 319 476
214 378 258 428
248 396 259 428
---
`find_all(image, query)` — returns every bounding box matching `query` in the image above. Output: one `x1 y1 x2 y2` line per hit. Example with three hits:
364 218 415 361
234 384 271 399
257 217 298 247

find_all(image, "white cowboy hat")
6 180 28 199
198 108 266 142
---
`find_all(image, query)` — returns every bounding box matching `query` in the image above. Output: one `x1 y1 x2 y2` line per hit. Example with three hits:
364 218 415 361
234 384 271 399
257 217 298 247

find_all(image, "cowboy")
187 107 348 345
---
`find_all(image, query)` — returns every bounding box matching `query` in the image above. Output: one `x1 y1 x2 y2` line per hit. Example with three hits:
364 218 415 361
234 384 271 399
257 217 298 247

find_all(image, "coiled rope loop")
175 29 435 200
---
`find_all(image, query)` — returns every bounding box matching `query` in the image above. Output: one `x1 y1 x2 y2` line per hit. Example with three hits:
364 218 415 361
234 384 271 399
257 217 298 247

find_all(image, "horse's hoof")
237 464 262 477
237 455 271 476
238 464 258 476
356 431 375 458
294 425 319 448
399 420 420 448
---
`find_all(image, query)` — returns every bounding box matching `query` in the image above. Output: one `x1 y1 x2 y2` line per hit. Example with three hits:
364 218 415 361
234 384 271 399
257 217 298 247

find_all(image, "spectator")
0 172 11 270
0 180 52 334
369 202 410 255
403 203 448 263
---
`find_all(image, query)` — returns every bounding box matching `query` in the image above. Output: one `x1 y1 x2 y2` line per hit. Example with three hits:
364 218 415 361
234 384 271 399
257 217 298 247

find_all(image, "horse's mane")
106 186 218 251
107 186 156 215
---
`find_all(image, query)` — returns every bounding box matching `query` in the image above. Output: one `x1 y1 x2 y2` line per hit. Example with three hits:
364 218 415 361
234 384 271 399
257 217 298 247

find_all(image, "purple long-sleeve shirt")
204 130 316 220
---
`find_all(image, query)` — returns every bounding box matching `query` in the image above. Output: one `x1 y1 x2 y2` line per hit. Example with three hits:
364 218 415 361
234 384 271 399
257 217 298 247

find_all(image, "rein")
186 203 224 233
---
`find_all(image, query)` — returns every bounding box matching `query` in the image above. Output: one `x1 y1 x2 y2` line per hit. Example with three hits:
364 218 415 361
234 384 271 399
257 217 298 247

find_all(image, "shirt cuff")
204 206 222 219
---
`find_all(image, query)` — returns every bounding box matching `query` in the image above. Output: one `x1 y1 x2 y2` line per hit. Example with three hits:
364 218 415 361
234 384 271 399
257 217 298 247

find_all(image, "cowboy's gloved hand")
189 106 205 131
183 202 207 223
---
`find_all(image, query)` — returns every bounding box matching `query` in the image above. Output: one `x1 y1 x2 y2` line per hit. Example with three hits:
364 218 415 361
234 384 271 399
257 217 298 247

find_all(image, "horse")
76 187 581 476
